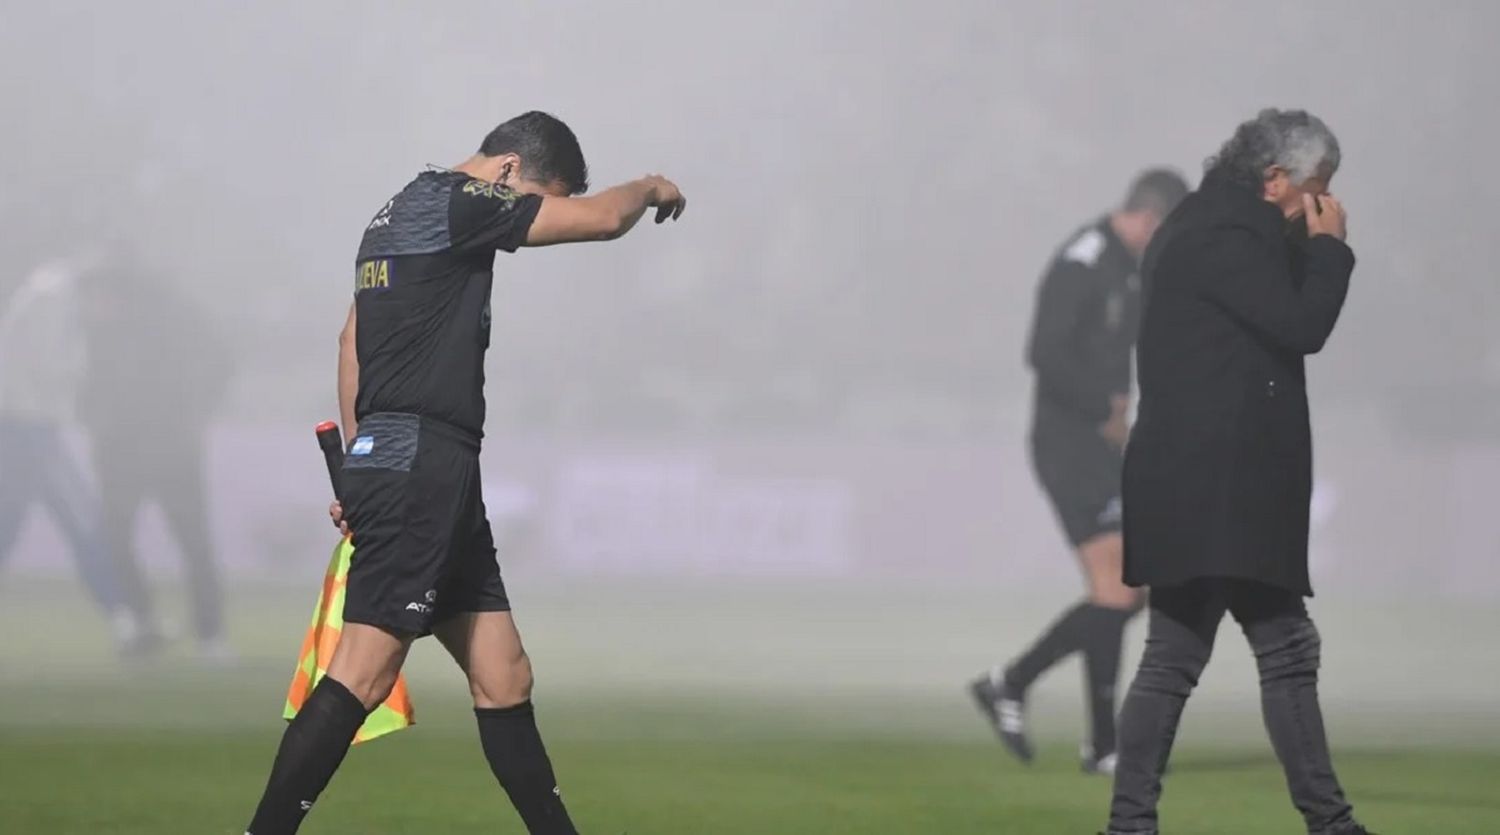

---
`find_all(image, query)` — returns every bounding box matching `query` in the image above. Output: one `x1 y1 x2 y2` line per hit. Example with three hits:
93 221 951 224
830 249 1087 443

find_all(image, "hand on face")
1302 193 1348 241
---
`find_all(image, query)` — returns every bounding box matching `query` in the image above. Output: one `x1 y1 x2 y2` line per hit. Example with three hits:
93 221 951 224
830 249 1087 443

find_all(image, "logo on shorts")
405 589 438 614
350 436 375 455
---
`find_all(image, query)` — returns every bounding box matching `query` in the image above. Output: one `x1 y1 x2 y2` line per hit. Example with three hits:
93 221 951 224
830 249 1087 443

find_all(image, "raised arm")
523 175 686 246
1197 221 1354 356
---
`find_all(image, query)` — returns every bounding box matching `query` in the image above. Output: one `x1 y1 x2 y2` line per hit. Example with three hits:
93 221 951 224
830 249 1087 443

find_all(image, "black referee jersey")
1026 218 1141 436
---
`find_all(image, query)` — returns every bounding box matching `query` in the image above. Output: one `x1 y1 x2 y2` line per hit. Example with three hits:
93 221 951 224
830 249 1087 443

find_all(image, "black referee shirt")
351 171 542 440
1026 218 1141 433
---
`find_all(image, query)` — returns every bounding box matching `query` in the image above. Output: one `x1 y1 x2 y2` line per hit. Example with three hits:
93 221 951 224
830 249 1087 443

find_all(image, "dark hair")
1204 108 1340 193
478 111 589 195
1122 168 1190 217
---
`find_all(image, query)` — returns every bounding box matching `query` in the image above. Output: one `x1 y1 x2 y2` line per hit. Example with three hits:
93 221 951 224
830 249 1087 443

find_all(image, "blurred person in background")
79 245 234 661
970 169 1189 775
1104 110 1371 835
0 252 147 653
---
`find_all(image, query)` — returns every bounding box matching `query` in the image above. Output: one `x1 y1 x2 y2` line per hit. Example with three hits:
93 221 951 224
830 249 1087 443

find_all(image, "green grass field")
2 578 1498 833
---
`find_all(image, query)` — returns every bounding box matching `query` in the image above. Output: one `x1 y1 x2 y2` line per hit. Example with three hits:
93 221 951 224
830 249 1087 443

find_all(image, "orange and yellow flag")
283 536 415 743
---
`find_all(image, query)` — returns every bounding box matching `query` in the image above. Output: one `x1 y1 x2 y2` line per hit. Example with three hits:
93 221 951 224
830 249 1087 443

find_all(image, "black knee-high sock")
476 701 578 835
1082 606 1136 755
247 677 369 835
1005 601 1098 692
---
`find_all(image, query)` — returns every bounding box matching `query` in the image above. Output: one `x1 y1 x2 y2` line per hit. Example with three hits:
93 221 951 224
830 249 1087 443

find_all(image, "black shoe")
968 673 1034 764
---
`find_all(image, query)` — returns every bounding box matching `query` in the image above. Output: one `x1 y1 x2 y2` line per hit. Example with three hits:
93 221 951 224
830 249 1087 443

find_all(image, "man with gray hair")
1103 110 1373 834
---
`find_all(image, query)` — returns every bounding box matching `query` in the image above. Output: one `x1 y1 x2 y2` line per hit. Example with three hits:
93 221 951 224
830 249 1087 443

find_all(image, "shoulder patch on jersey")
1062 228 1107 267
461 179 521 207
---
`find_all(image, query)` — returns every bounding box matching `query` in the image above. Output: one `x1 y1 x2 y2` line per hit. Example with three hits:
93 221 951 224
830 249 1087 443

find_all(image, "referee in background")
971 169 1188 775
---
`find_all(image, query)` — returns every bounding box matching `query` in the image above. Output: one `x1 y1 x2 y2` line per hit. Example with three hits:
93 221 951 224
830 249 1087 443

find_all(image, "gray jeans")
1106 578 1360 835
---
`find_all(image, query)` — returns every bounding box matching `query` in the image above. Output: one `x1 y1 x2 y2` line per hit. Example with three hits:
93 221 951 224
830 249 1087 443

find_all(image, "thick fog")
2 0 1497 612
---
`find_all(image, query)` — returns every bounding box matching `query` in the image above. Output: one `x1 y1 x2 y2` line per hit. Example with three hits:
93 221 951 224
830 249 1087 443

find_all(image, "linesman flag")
281 421 415 743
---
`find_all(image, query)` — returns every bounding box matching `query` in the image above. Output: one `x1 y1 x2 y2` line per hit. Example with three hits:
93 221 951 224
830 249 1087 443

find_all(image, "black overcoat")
1122 177 1355 595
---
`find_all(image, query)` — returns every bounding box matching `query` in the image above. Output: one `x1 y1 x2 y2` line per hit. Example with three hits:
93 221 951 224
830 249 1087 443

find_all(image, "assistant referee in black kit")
244 112 685 835
971 169 1187 775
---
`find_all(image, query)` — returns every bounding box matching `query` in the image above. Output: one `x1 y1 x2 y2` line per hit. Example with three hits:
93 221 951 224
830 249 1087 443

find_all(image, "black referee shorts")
339 412 509 637
1030 428 1124 549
